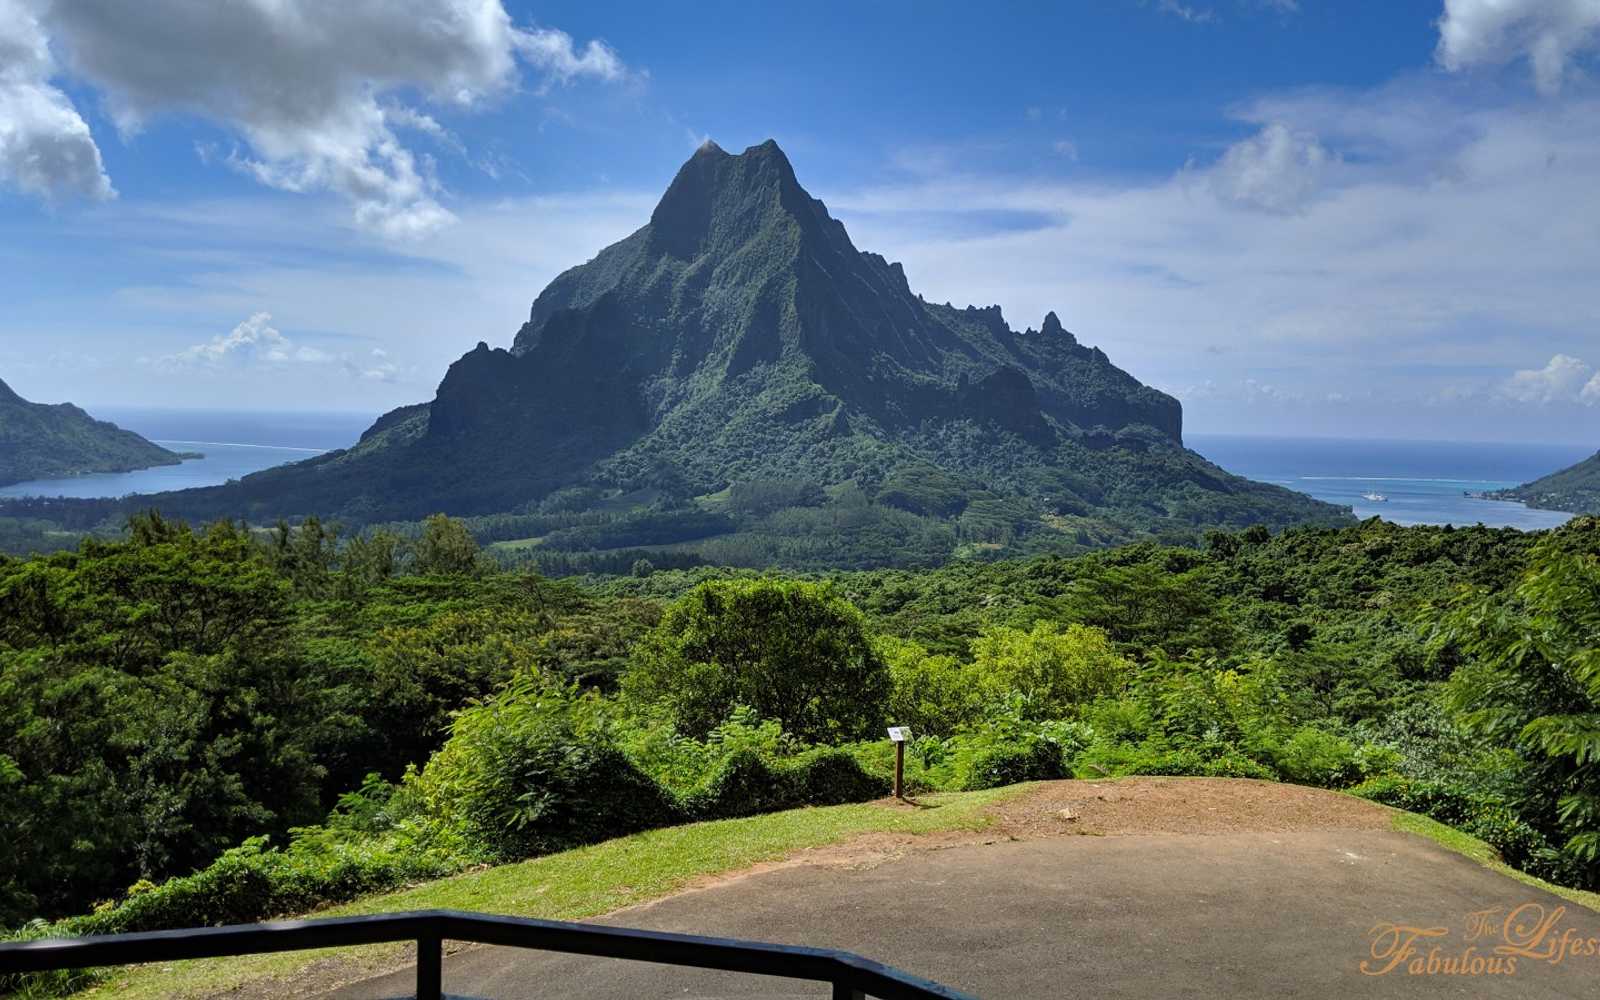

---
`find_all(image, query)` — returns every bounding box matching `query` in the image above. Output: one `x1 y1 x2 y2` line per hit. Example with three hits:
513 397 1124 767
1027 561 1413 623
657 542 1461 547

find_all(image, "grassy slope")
88 787 1026 1000
1391 812 1600 913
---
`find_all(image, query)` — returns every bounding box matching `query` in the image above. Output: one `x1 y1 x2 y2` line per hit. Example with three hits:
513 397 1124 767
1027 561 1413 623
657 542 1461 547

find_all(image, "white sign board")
887 726 911 742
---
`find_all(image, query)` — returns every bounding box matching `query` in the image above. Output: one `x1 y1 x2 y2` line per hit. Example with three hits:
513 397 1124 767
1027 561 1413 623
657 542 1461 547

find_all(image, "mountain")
0 378 187 488
5 141 1349 564
1490 451 1600 514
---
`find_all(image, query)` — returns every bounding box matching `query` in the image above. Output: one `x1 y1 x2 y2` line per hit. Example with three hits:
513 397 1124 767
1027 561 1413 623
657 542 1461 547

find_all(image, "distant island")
1488 450 1600 515
0 141 1349 567
0 377 197 488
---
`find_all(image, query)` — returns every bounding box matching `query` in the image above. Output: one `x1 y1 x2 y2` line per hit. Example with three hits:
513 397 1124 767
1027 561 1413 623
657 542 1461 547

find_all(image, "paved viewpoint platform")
328 780 1600 999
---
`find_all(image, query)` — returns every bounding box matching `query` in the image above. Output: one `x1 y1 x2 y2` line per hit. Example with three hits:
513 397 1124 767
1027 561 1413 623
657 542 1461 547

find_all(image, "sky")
2 0 1599 444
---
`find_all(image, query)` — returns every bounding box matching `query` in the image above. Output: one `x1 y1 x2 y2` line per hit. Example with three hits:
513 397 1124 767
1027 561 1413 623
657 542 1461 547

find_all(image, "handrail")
0 908 976 1000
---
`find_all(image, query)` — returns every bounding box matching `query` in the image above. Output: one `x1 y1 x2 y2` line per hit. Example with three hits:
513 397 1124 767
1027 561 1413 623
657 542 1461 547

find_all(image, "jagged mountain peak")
82 143 1348 548
646 138 810 259
498 139 1185 460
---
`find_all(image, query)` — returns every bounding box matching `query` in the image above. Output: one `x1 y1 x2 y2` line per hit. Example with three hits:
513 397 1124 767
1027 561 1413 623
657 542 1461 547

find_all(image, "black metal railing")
0 908 975 999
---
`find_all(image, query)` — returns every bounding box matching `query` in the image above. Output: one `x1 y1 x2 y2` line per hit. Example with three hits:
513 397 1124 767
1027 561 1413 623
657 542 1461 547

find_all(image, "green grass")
1391 812 1600 913
487 535 546 552
83 786 1028 1000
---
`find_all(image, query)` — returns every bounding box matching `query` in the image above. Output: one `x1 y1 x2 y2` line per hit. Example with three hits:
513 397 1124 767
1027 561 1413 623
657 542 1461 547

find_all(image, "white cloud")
155 312 306 369
1500 354 1600 404
1438 0 1600 95
154 312 406 383
513 27 628 89
825 79 1600 439
1205 122 1334 214
355 349 400 383
1169 377 1306 405
1157 1 1218 24
26 1 630 235
0 0 113 201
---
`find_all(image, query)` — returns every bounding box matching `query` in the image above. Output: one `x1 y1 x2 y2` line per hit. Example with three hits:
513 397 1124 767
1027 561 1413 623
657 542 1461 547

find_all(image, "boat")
1361 491 1387 502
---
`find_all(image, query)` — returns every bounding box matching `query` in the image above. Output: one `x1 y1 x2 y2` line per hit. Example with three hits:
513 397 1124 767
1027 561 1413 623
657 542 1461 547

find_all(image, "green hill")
0 378 184 488
0 141 1349 563
1491 450 1600 514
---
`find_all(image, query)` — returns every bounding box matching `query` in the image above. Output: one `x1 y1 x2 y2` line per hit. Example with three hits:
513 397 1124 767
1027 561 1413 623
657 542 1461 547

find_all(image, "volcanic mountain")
17 140 1347 560
0 377 186 488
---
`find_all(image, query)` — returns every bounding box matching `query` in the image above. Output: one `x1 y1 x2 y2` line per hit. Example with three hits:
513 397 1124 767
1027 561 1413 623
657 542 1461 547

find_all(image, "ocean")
1 411 1589 531
1188 434 1590 531
0 408 376 500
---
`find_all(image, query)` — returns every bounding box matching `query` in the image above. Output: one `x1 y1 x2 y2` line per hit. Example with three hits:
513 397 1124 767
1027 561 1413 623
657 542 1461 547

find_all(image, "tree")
364 609 544 765
1439 543 1600 884
970 622 1130 719
334 528 403 599
0 519 322 923
625 580 890 741
265 516 339 597
877 636 1000 736
411 514 485 577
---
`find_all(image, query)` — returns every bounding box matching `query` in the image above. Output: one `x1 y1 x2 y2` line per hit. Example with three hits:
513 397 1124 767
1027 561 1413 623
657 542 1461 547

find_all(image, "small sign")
887 726 911 742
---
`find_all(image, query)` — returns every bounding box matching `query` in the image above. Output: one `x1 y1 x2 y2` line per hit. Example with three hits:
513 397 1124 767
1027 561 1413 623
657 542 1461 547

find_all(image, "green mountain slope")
0 378 184 487
1491 451 1600 514
5 141 1349 560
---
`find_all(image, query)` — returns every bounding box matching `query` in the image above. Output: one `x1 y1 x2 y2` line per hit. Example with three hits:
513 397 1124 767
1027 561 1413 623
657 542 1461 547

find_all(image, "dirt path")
324 778 1599 999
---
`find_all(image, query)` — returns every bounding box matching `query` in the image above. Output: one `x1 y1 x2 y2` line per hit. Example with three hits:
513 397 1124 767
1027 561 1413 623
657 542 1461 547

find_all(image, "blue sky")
2 0 1599 444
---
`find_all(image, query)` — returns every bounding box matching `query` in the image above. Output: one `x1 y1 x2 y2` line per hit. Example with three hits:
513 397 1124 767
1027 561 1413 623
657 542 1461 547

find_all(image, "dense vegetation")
0 378 186 488
1493 449 1600 514
0 462 1350 578
5 511 1600 996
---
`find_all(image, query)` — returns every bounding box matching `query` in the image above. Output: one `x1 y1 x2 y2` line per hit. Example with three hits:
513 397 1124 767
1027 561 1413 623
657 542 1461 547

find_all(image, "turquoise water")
1189 434 1590 530
3 413 1589 533
0 409 376 500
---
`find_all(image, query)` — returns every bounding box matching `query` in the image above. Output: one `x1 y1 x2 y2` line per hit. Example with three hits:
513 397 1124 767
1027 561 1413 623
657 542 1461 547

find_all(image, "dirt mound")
983 776 1393 839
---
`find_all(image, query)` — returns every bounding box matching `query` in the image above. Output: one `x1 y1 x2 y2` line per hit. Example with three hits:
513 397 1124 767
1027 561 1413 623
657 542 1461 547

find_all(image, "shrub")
683 751 799 819
793 748 889 805
685 749 887 819
1269 726 1361 787
952 738 1067 790
838 739 938 795
625 580 891 742
1075 740 1275 781
1082 697 1154 743
970 622 1130 719
418 675 683 859
39 833 458 942
1351 775 1568 880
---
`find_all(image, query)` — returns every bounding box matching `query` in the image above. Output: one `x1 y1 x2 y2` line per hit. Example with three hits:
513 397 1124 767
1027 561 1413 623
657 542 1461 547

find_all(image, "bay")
1190 434 1590 530
0 408 376 500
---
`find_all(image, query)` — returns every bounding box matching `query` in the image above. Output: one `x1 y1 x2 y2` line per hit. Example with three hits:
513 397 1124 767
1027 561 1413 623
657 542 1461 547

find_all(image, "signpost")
887 726 910 799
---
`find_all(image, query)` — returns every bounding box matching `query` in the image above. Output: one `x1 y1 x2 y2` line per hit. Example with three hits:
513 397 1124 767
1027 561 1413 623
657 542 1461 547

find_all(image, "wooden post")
894 740 904 799
886 726 909 799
